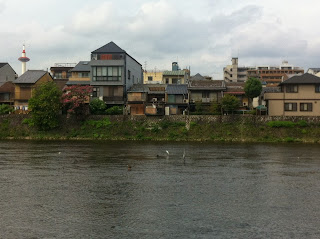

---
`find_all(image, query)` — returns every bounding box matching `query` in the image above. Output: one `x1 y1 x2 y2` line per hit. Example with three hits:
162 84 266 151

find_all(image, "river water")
0 140 320 238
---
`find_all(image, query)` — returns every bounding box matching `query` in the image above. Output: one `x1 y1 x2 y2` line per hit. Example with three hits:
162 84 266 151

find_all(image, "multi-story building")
50 63 76 90
143 70 163 84
67 61 91 87
0 63 17 105
247 61 304 87
90 41 143 106
264 73 320 116
224 58 249 82
163 62 190 84
13 70 53 110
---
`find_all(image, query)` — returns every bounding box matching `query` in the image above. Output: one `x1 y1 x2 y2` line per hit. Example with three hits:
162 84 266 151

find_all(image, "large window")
148 76 153 81
79 72 89 78
286 85 298 93
284 103 297 111
300 103 312 112
92 66 122 81
92 87 100 97
315 85 320 93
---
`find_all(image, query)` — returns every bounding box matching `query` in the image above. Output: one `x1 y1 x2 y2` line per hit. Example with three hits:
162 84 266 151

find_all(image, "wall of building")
125 55 142 90
143 71 163 84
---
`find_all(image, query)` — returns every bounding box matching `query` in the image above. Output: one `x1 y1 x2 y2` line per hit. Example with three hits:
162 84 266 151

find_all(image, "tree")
61 85 92 116
89 98 106 115
244 77 262 108
0 104 14 115
28 82 62 130
221 94 239 114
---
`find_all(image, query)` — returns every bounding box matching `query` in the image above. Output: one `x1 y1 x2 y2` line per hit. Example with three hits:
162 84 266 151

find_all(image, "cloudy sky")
0 0 319 78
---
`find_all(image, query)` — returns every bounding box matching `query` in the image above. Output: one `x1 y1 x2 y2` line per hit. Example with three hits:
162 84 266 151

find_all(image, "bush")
267 121 295 128
297 120 308 127
105 106 123 115
0 104 13 115
89 99 106 115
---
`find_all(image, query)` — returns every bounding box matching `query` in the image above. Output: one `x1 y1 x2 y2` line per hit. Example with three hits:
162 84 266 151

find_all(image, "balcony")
103 96 124 104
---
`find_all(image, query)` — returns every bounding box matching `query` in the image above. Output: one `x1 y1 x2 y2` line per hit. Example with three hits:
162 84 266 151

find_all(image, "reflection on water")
0 140 320 238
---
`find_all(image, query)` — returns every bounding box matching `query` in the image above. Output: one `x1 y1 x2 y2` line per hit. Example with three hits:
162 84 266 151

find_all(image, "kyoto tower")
18 44 30 75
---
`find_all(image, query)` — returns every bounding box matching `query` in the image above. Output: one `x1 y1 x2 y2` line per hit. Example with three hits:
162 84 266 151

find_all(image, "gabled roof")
279 73 320 85
190 73 206 81
166 84 188 95
163 70 186 76
14 70 48 84
127 84 148 93
0 63 8 69
189 79 226 89
92 41 126 54
70 61 91 72
225 82 245 94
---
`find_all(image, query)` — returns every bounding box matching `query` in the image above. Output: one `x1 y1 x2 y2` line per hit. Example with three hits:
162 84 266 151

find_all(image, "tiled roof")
166 84 188 94
189 79 225 89
279 73 320 85
0 63 8 69
127 84 148 93
262 87 281 94
70 61 91 72
92 41 126 54
308 68 320 71
163 70 186 76
14 70 48 84
225 82 245 93
190 73 205 81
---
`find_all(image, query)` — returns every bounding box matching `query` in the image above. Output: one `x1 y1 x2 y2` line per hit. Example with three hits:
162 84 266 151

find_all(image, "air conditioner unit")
152 98 157 102
183 99 189 103
243 102 247 106
161 98 165 102
99 96 103 100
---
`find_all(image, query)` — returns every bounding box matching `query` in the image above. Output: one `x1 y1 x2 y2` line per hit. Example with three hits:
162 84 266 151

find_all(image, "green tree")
28 82 62 130
209 102 221 115
221 94 239 114
0 104 14 115
89 98 106 115
244 77 262 108
105 106 123 115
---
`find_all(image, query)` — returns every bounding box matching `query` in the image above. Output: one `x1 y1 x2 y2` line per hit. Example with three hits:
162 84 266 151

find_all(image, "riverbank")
1 114 320 143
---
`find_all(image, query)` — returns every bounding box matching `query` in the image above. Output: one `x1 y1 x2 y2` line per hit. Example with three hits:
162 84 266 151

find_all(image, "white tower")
18 45 30 75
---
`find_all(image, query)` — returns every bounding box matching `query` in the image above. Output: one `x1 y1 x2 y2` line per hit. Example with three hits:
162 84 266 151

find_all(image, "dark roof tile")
279 73 320 85
14 70 49 84
92 41 126 54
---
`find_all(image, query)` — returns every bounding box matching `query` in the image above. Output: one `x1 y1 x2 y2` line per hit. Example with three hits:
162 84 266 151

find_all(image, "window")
315 85 320 93
286 85 298 93
166 78 169 84
92 87 100 97
284 103 297 111
92 66 122 81
54 73 62 79
202 91 210 98
300 103 312 112
148 76 153 81
79 72 89 78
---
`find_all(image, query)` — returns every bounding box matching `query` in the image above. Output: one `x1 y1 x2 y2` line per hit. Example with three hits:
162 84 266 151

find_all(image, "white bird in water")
182 149 186 160
58 152 61 155
166 150 169 155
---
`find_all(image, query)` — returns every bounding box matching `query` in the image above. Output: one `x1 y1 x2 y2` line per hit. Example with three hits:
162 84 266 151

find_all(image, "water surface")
0 141 320 238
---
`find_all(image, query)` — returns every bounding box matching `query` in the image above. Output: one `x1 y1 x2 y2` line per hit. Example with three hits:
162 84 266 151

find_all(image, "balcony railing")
103 96 124 102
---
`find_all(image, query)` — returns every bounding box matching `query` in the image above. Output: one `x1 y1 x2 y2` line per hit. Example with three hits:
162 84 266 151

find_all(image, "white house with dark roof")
90 41 143 106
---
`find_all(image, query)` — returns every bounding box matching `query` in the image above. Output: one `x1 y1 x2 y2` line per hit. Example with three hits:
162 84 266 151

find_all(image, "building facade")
90 41 143 106
224 58 248 82
265 73 320 116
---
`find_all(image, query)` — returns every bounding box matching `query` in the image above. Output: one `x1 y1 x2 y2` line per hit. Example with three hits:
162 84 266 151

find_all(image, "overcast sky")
0 0 319 78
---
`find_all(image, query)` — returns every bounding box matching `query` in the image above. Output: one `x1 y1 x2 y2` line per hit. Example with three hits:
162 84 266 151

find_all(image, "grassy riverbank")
1 115 320 143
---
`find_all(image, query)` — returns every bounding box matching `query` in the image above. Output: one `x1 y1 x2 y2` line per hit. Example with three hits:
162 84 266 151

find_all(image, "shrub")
0 104 14 115
89 99 106 115
267 121 295 128
297 120 308 127
105 106 123 115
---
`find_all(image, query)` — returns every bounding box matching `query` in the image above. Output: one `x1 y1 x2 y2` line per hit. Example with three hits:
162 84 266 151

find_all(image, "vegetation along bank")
1 114 320 143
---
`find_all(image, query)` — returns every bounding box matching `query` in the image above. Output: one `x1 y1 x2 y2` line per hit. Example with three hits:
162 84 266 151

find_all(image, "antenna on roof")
144 61 147 72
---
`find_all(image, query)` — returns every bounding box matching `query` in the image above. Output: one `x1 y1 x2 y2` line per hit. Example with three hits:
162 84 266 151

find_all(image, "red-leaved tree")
61 85 93 116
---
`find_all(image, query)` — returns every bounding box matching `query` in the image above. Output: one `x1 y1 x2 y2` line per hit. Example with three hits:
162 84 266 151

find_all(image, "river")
0 140 320 238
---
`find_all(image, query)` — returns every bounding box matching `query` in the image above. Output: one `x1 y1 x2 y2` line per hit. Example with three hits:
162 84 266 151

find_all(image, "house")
189 73 225 102
264 73 320 116
67 61 91 87
127 84 148 115
307 68 320 75
0 63 17 105
127 84 166 115
163 62 190 84
225 82 249 109
143 70 163 84
90 41 143 106
50 63 75 90
165 84 188 115
13 70 53 110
